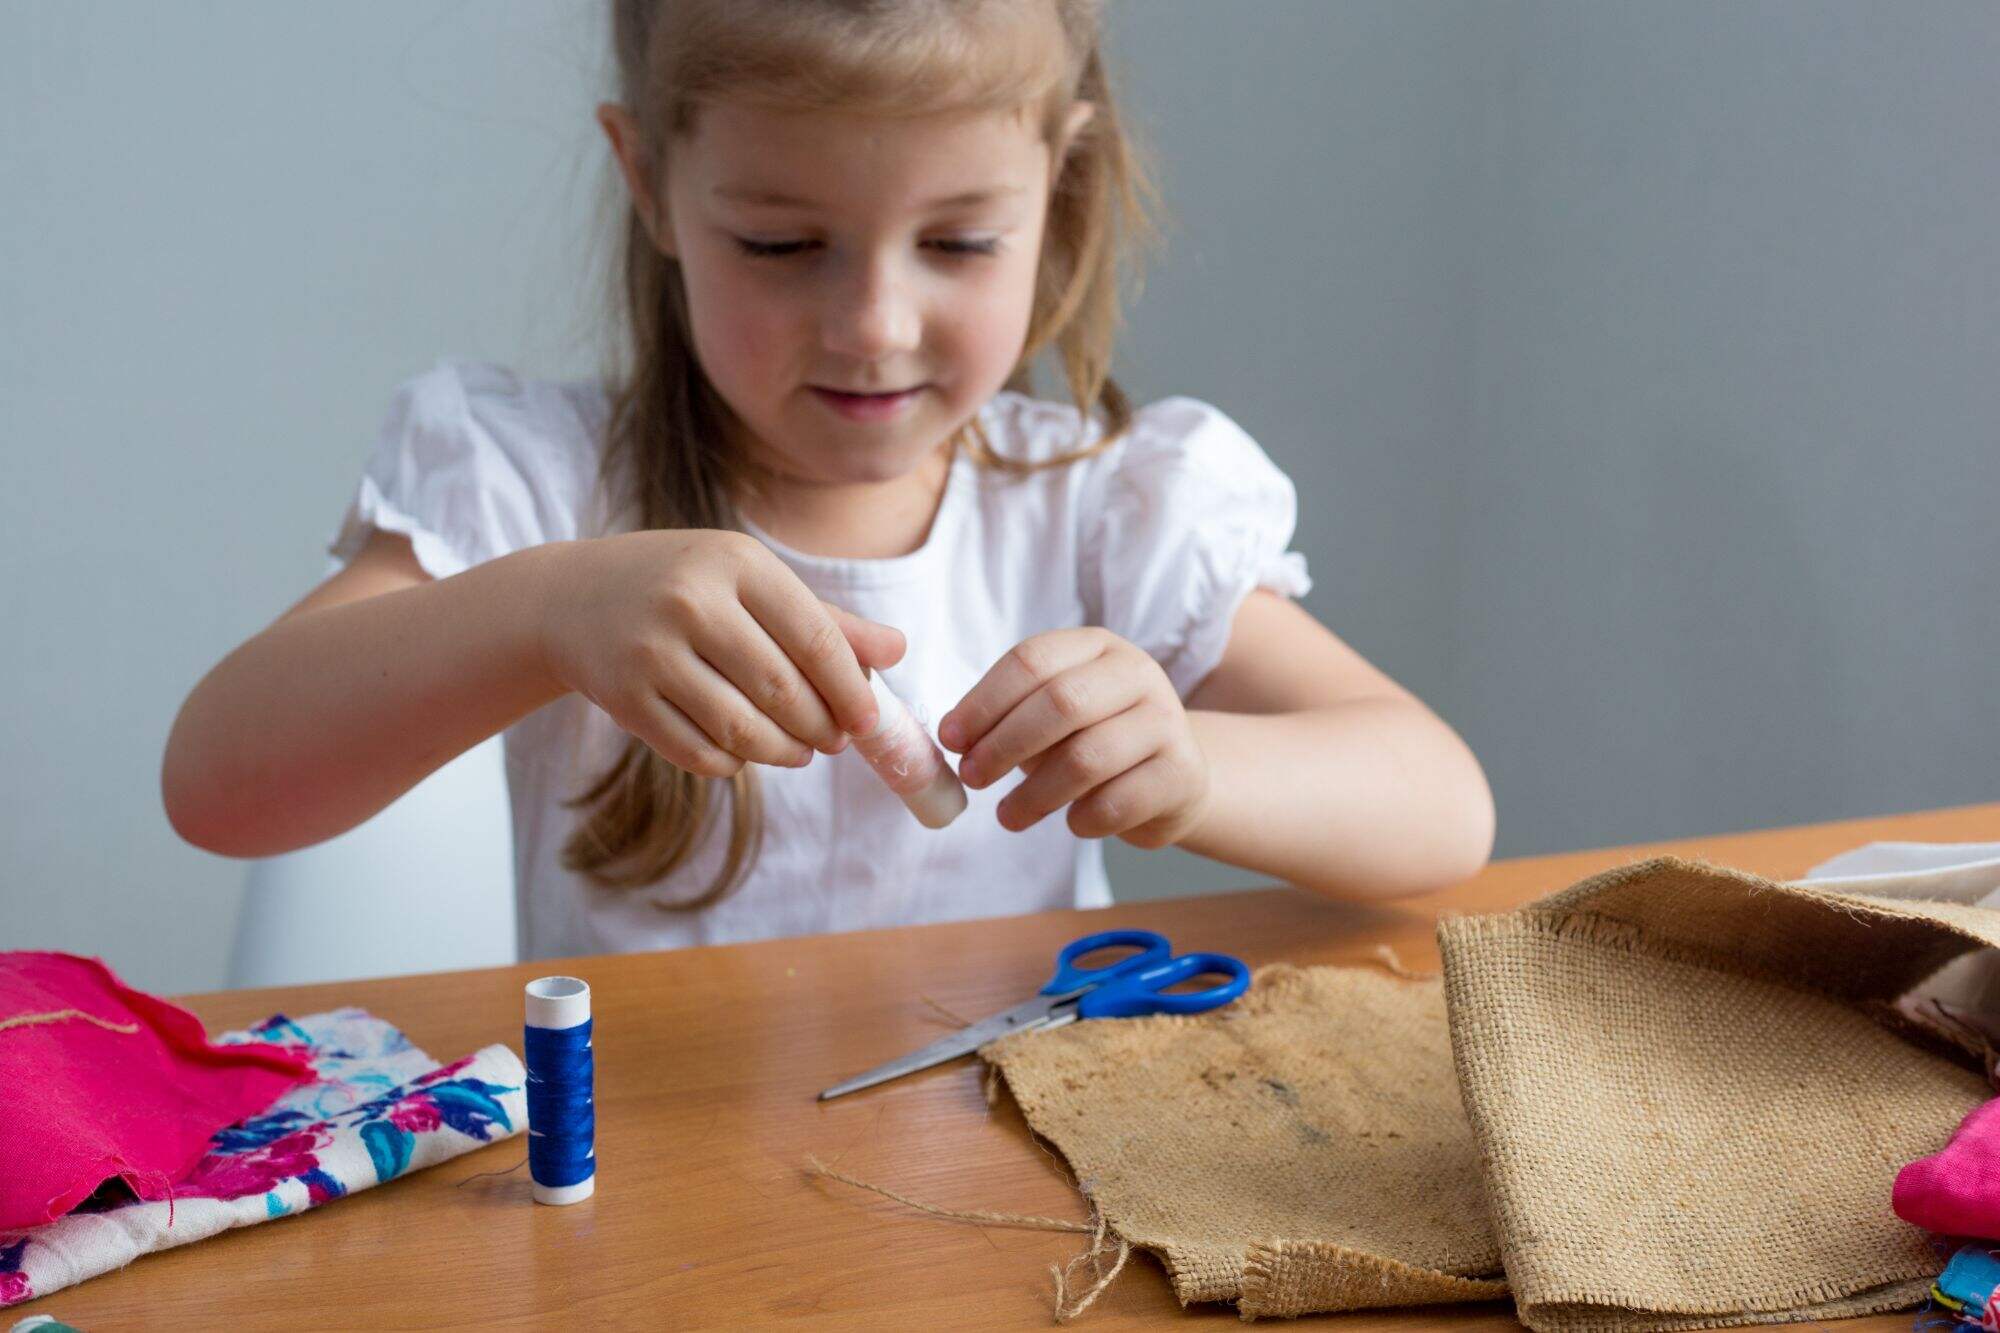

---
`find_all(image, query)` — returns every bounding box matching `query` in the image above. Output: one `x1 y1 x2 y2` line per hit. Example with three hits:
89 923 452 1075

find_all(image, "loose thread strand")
456 1156 529 1187
804 1156 1136 1322
0 1009 139 1035
805 1156 1090 1233
1051 1217 1132 1324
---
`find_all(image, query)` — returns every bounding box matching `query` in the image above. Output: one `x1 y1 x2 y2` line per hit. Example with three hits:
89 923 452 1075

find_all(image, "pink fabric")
0 951 312 1230
1894 1094 2000 1238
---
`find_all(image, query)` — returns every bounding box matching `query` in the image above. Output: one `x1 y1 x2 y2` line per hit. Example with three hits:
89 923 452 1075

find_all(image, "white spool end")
533 1176 596 1206
906 770 969 829
525 975 590 1030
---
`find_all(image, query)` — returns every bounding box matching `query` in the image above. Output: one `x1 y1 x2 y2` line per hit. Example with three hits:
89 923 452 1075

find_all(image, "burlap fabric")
983 855 2000 1328
983 962 1506 1317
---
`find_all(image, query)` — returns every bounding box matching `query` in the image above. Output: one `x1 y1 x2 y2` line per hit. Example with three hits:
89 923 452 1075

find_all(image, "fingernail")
828 734 849 754
939 717 963 750
854 709 879 736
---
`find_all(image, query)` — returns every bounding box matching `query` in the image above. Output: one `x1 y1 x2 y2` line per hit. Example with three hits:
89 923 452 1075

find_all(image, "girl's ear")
1049 100 1097 187
597 102 678 258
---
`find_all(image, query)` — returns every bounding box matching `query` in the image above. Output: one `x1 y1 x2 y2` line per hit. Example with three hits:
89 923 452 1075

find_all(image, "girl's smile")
808 384 928 423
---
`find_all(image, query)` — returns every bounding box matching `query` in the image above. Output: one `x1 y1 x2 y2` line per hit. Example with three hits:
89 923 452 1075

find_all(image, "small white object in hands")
849 670 969 830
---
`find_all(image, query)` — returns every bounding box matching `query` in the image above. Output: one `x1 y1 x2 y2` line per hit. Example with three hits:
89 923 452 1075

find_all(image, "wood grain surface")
19 801 1999 1330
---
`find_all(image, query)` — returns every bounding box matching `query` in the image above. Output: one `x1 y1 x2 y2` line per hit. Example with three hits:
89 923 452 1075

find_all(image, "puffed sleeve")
324 360 563 580
1080 397 1313 698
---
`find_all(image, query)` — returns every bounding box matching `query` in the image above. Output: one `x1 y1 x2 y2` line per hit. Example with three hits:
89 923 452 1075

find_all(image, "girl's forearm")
162 545 569 859
1176 700 1496 899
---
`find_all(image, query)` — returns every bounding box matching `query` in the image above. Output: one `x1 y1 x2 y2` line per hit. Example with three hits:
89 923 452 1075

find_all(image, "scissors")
818 929 1251 1100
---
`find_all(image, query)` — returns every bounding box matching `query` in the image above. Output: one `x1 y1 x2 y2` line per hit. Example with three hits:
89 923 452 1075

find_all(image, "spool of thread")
523 975 595 1206
850 669 968 830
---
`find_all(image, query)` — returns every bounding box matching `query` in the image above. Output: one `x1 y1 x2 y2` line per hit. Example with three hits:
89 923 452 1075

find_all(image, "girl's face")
605 98 1085 489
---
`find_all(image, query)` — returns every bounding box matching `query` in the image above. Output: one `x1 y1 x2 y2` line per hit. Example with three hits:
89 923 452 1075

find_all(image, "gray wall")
5 2 1995 992
3 3 609 992
1104 0 2000 896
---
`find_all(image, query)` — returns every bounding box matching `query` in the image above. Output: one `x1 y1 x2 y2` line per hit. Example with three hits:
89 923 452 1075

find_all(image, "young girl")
162 0 1494 959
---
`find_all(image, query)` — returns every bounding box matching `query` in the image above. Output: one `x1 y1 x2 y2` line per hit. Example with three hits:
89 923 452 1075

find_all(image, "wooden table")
23 802 2000 1329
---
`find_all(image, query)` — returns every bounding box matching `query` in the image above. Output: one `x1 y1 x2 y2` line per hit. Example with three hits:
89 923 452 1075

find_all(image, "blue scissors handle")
1038 929 1173 996
818 930 1251 1099
1076 952 1251 1020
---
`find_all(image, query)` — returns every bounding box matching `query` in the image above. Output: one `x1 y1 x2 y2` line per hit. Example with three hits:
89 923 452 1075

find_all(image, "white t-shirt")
326 359 1311 961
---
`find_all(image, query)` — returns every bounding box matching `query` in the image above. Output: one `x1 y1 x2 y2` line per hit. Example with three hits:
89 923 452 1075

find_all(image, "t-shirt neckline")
737 431 979 590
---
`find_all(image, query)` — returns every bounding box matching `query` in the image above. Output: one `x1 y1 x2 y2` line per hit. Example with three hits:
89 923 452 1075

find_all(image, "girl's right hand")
536 530 905 777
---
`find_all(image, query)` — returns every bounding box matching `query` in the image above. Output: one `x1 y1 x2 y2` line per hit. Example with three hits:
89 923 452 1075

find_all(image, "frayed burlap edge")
1236 1239 1510 1318
1509 854 2000 1010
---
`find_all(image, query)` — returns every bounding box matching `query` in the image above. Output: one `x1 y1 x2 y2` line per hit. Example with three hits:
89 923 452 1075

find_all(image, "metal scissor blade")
819 993 1068 1100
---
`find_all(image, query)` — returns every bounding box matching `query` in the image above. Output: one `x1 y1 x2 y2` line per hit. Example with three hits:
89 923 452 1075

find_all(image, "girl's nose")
821 256 921 361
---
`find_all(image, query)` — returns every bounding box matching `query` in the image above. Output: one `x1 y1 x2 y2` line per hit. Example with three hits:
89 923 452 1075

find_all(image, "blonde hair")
564 0 1161 907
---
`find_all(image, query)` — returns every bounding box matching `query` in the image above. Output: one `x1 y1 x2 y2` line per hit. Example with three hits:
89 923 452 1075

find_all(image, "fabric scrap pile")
982 849 2000 1330
1901 1096 2000 1328
1928 1245 2000 1328
0 952 525 1311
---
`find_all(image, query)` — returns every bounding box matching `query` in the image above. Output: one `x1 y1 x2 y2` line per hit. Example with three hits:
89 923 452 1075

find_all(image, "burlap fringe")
804 1156 1134 1322
0 1008 139 1035
1051 1209 1133 1322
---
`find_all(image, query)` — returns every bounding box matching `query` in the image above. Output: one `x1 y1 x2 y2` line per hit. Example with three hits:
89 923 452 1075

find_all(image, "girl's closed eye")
730 236 1002 259
733 237 818 258
928 237 1003 257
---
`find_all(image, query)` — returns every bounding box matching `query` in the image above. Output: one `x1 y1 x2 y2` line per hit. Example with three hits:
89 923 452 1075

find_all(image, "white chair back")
227 736 517 988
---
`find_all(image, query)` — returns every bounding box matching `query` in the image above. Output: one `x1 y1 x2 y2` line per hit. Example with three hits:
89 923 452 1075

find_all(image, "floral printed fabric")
0 1009 525 1310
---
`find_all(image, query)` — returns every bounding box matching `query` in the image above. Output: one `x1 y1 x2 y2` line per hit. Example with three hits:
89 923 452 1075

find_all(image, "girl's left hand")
937 628 1211 849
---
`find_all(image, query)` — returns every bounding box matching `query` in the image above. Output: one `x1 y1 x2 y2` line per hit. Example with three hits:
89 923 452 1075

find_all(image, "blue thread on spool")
524 976 596 1205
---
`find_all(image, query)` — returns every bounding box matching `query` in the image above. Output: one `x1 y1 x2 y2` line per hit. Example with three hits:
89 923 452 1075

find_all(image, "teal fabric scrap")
1936 1244 2000 1316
